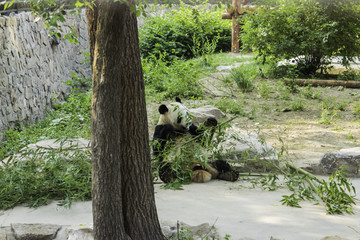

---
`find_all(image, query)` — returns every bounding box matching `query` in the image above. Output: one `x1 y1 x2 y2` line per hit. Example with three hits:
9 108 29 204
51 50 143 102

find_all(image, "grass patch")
0 148 91 209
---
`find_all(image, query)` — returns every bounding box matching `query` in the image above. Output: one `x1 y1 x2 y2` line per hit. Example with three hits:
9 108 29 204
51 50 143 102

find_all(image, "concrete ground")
0 178 359 240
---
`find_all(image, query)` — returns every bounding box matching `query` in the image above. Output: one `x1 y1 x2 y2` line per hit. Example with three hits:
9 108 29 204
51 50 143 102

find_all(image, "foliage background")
139 2 231 61
241 0 360 76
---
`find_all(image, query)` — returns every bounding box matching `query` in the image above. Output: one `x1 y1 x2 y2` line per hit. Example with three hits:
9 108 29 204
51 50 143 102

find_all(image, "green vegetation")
226 65 256 92
0 74 92 209
0 148 91 209
242 0 360 76
139 2 231 61
142 53 202 100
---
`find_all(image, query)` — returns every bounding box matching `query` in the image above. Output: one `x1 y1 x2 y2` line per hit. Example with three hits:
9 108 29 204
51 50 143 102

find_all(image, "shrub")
142 54 202 100
242 0 360 76
139 2 231 61
227 64 259 92
338 69 360 81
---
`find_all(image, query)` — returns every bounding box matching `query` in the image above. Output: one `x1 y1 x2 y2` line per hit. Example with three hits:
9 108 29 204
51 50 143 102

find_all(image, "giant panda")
152 97 239 184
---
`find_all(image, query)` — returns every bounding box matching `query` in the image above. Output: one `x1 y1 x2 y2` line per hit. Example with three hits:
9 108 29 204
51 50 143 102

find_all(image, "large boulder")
189 105 226 125
219 129 279 172
189 106 278 172
318 147 360 177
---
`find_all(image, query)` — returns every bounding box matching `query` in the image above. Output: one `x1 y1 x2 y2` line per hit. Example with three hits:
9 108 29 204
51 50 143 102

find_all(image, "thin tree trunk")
86 1 164 239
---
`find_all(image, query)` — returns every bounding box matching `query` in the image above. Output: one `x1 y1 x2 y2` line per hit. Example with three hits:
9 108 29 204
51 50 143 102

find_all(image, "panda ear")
159 104 169 114
175 97 181 103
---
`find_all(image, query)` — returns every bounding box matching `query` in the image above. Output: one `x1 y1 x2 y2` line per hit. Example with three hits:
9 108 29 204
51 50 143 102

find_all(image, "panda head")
157 97 191 132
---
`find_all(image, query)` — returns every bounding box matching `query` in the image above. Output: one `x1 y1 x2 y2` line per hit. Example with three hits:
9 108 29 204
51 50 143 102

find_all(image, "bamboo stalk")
286 163 322 183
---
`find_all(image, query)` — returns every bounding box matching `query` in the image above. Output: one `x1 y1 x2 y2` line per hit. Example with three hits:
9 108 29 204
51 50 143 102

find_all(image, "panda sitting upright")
152 97 239 184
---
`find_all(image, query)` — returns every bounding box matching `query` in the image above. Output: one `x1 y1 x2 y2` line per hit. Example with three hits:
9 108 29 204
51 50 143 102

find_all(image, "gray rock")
11 223 61 240
162 222 219 240
219 130 278 172
318 147 360 177
161 225 176 239
67 228 93 240
180 222 219 239
27 138 91 151
216 65 234 71
2 138 91 165
189 105 226 124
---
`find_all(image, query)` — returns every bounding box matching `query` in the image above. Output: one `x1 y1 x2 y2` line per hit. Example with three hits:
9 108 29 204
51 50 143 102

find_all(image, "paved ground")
1 178 359 240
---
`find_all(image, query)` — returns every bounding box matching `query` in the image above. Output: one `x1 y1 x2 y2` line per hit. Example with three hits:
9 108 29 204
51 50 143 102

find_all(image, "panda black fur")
153 97 239 183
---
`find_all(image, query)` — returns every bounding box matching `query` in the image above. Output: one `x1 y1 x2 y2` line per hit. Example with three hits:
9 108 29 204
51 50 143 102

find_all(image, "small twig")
177 220 180 240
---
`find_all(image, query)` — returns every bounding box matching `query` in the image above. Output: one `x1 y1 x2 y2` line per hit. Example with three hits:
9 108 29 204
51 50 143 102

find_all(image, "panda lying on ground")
152 97 239 183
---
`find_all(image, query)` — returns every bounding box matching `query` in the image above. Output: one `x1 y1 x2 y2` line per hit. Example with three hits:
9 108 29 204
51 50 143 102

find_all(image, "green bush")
139 2 231 61
338 69 360 81
142 54 202 99
242 0 360 76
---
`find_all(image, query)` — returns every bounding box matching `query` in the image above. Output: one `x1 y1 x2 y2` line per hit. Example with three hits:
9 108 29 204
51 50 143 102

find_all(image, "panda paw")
218 170 239 182
213 160 239 182
204 117 218 127
159 162 177 183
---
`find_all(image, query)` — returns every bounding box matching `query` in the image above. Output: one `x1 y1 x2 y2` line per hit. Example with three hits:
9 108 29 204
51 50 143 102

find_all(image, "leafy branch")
282 163 357 215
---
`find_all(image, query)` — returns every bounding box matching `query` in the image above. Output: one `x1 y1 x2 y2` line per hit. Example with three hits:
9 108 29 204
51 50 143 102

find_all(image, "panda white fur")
152 97 239 183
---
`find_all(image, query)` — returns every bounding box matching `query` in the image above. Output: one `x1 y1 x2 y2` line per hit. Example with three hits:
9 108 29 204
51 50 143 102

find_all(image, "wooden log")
286 79 360 88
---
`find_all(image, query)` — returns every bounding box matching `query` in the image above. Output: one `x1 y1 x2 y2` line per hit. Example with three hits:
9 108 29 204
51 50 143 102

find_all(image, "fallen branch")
285 163 356 214
286 163 322 183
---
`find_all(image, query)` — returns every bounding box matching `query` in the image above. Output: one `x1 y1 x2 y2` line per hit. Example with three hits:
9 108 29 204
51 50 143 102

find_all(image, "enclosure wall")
0 10 90 138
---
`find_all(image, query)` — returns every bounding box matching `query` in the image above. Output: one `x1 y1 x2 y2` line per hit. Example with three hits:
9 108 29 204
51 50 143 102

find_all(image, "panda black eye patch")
177 116 182 124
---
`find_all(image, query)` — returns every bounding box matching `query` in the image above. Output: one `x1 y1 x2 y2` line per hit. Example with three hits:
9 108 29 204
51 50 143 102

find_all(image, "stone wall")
0 10 90 138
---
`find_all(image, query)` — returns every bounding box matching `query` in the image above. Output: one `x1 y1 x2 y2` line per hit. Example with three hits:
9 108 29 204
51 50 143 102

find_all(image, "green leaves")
242 0 360 76
142 53 202 100
0 148 92 210
281 164 357 215
317 168 357 214
139 1 231 62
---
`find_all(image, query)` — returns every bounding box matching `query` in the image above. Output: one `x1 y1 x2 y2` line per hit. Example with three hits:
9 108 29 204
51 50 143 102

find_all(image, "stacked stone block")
0 10 90 139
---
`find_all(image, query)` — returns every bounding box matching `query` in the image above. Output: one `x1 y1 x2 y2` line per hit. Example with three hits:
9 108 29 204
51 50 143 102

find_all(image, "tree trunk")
86 1 164 239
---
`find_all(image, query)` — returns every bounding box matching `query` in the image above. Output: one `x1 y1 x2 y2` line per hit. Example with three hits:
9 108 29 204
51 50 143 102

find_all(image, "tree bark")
86 1 164 239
